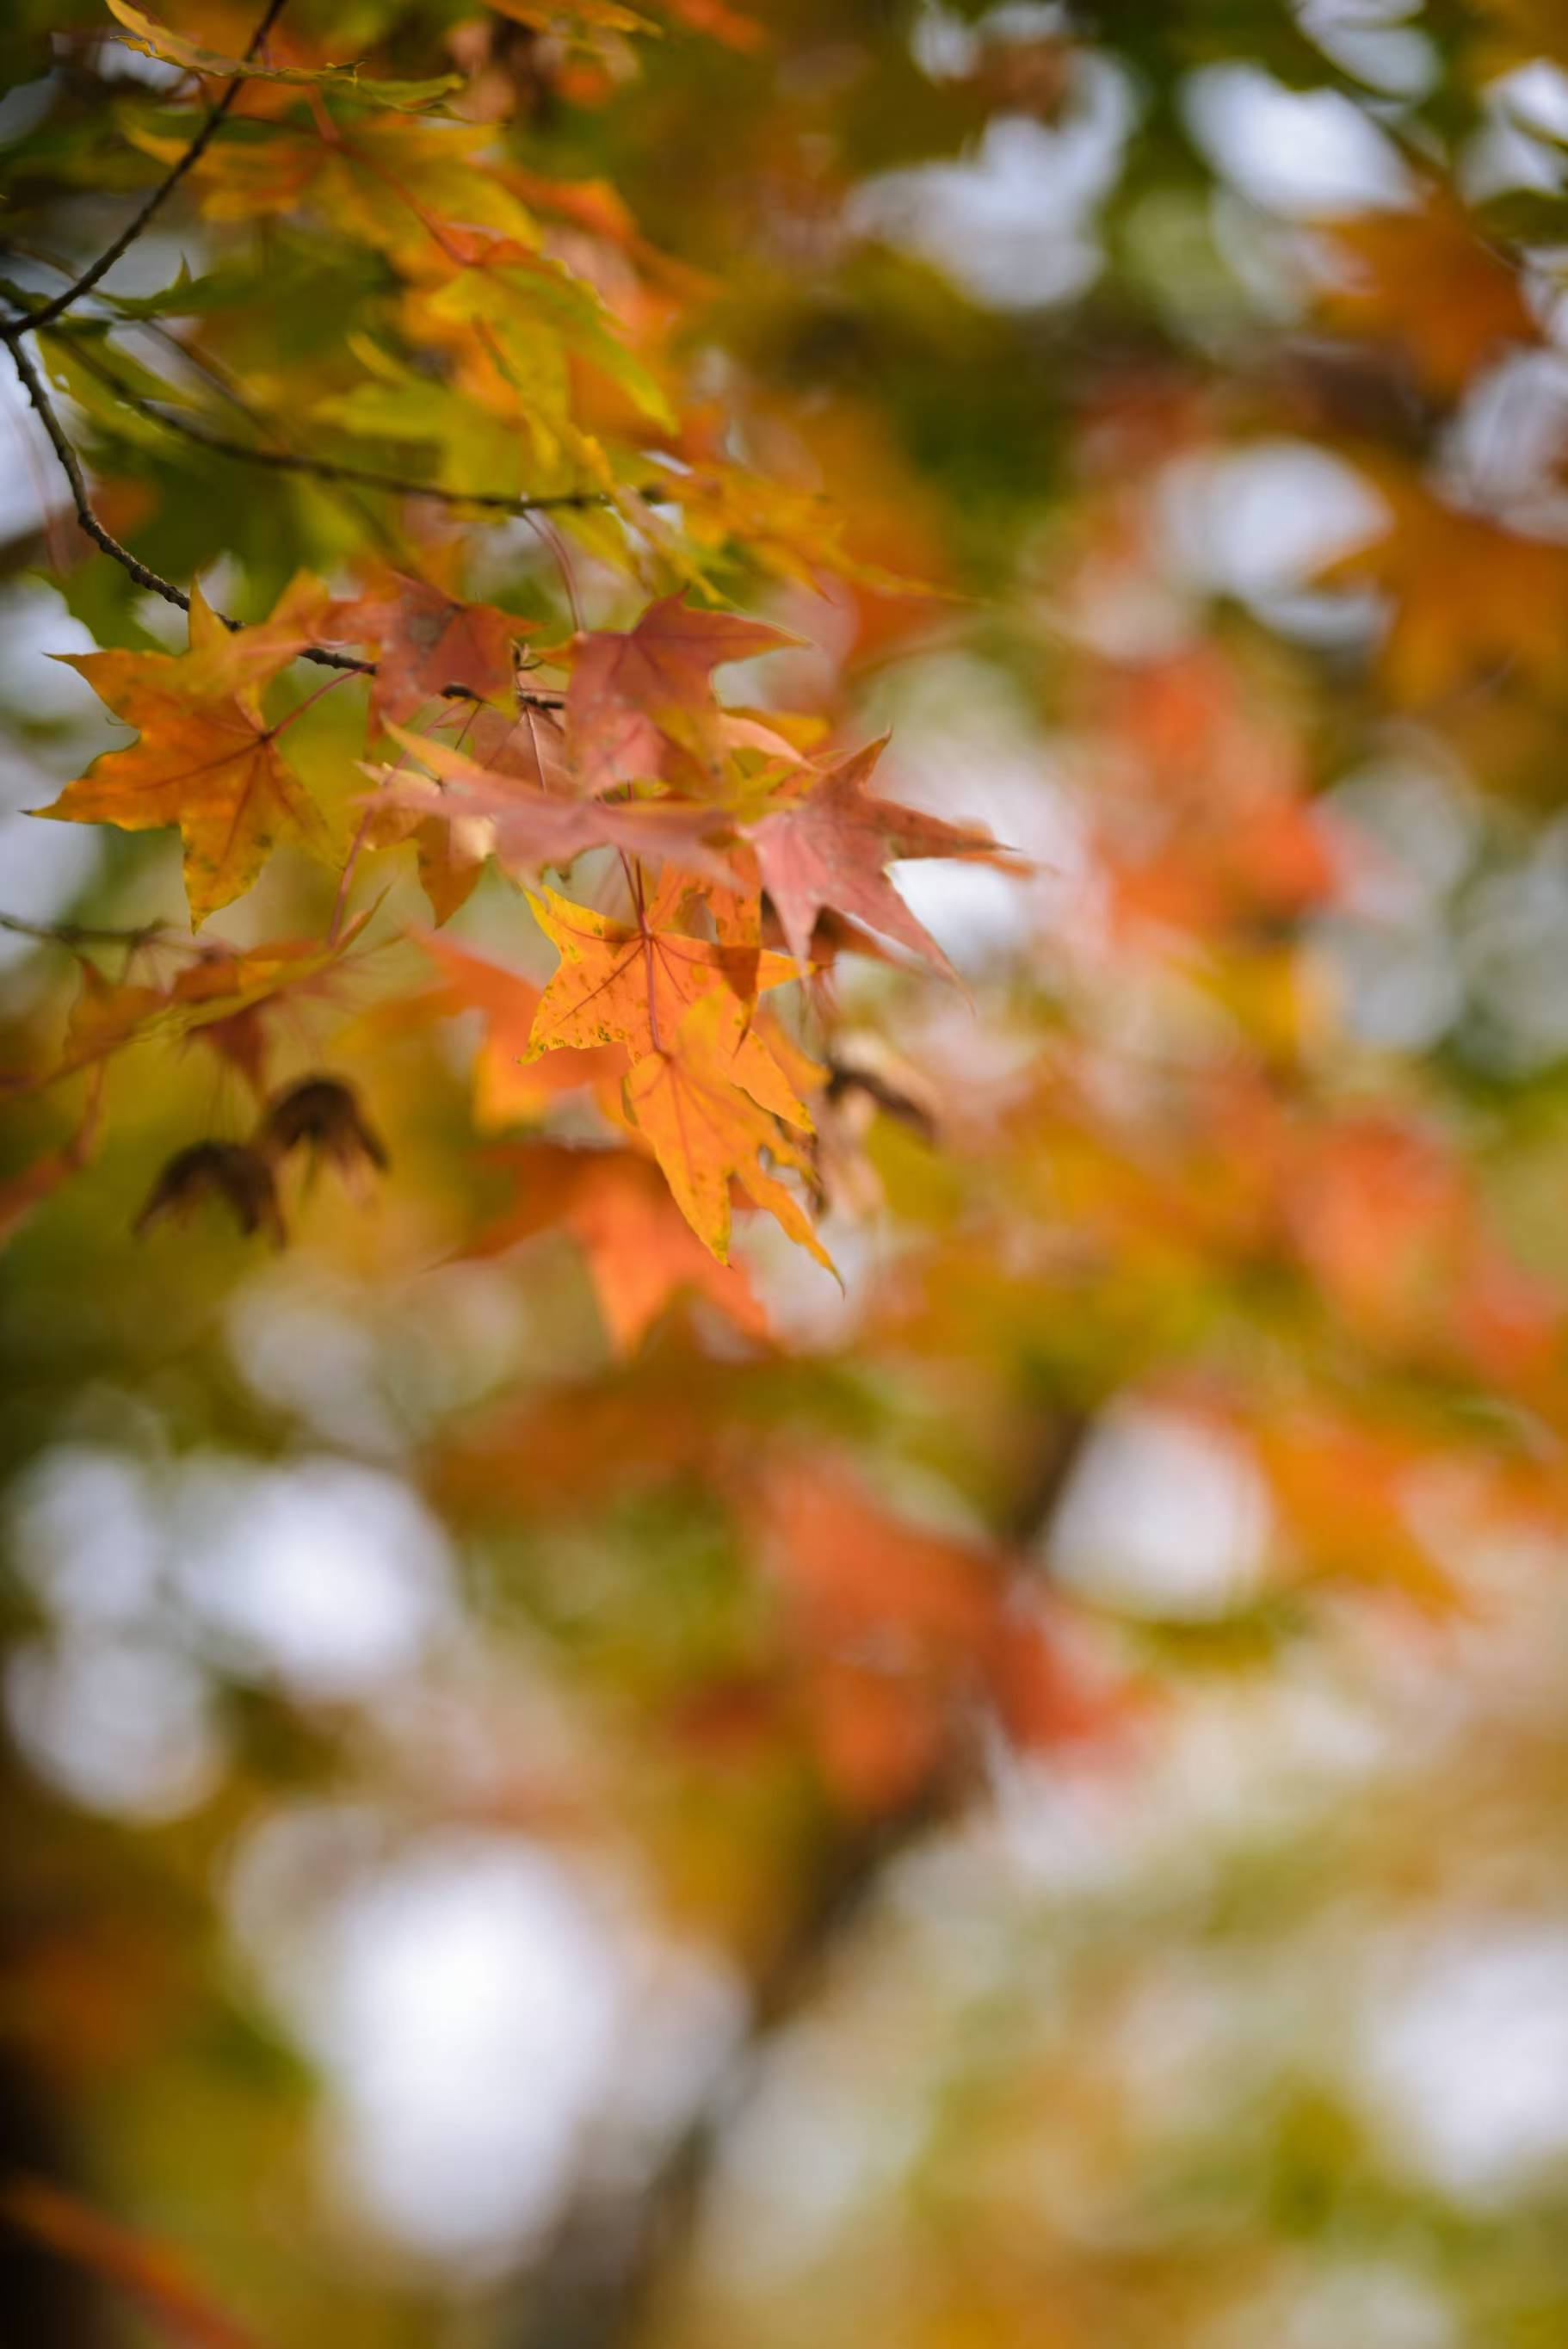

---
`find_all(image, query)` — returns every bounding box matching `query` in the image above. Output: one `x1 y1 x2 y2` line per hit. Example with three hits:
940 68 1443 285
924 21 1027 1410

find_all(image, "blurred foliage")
7 3 1568 2346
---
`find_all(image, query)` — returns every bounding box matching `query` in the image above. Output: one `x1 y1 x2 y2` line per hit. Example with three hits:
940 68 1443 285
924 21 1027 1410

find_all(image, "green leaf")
104 1 461 109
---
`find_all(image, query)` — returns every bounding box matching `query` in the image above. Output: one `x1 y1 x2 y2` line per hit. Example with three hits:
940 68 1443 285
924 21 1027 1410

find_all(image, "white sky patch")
1158 438 1388 607
1047 1403 1273 1617
700 2013 924 2289
1184 65 1414 218
9 1443 164 1627
1466 60 1568 201
6 1631 223 1820
170 1456 456 1703
0 801 100 966
850 54 1134 310
1441 349 1568 522
1458 852 1568 1071
1295 1 1438 100
859 658 1089 976
231 1813 741 2267
311 1838 623 2260
1315 757 1478 1053
1360 1922 1568 2203
0 371 68 547
0 597 111 956
1223 2257 1457 2349
0 584 102 719
225 1283 401 1455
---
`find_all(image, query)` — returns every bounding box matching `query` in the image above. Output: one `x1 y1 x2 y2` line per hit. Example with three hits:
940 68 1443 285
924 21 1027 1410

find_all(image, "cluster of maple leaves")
8 0 1566 1630
1 0 1019 1301
34 569 1003 1276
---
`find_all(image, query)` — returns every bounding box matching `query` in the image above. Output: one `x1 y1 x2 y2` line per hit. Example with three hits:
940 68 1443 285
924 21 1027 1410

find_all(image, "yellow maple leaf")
622 989 831 1267
35 583 334 924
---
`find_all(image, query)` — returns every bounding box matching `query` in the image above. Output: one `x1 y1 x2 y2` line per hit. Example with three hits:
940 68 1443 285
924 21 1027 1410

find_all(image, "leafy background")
8 3 1568 2346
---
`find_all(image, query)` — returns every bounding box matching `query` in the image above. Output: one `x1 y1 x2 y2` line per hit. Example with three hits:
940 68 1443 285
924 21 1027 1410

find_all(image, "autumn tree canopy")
6 2 1568 2345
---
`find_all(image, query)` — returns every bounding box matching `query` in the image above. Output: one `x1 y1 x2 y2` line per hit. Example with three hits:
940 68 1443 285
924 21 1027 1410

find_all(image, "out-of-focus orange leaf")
480 1142 772 1350
1320 467 1568 702
1314 191 1535 396
46 922 367 1087
419 930 627 1124
0 1075 103 1249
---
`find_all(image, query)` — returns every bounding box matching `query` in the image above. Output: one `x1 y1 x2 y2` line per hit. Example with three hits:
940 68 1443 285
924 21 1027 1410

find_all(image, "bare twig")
8 331 199 611
74 372 643 516
0 912 176 951
1 0 290 343
5 336 565 707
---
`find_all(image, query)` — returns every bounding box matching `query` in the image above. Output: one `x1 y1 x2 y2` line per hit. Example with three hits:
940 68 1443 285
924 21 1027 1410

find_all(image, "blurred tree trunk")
503 1412 1090 2349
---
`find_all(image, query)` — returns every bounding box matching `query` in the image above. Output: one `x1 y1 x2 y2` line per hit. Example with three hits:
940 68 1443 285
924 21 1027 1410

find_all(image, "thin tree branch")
9 331 196 611
59 339 640 515
5 335 565 708
0 913 176 951
0 0 290 343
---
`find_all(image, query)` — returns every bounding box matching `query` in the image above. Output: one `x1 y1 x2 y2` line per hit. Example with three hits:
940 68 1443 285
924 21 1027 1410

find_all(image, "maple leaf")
480 1143 771 1352
757 1459 999 1813
323 573 529 726
104 1 459 104
1317 465 1568 703
748 738 1007 977
131 113 536 254
1314 189 1534 397
525 876 799 1091
382 704 571 923
419 932 627 1125
368 724 736 882
34 922 370 1090
565 594 799 794
35 584 334 924
621 989 830 1265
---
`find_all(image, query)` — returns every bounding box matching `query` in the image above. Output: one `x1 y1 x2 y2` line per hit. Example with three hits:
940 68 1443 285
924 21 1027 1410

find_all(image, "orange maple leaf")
380 702 571 922
35 583 333 924
480 1142 771 1351
324 572 529 725
418 931 627 1125
621 989 829 1264
1318 465 1568 702
749 737 1006 976
1314 189 1534 398
372 724 736 881
565 593 799 794
524 875 799 1086
42 922 368 1087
